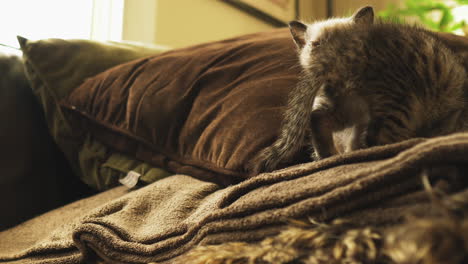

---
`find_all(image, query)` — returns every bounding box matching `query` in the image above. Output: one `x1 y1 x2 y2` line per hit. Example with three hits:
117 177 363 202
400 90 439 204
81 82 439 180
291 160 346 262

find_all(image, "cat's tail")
249 78 317 175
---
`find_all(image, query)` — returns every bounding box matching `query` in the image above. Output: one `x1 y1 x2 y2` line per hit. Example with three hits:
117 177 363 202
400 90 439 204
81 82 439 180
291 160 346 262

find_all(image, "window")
0 0 124 49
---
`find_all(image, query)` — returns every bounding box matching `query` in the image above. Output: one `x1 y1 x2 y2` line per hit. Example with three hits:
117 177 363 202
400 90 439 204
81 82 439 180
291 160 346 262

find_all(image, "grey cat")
252 6 467 173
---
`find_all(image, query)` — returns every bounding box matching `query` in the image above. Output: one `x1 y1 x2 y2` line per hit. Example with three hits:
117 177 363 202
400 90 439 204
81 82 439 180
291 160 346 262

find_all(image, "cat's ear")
351 6 374 25
289 21 307 49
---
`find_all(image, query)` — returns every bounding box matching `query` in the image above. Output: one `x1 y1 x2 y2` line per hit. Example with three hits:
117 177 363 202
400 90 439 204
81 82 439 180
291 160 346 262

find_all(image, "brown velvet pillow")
61 29 300 185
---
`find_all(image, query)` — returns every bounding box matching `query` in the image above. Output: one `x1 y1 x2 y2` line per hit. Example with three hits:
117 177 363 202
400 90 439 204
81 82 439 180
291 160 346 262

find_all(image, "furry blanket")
1 133 468 264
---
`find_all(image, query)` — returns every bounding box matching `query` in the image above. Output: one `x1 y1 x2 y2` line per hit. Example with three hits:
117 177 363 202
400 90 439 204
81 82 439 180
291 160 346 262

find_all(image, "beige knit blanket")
2 133 468 264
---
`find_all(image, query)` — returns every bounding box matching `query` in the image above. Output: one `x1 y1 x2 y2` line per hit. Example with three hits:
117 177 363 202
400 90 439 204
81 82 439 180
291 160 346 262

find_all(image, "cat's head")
286 6 467 160
289 6 374 69
285 7 375 159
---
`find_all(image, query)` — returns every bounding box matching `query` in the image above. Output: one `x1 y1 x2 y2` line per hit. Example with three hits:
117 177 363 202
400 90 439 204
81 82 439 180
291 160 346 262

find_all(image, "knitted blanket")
1 133 468 263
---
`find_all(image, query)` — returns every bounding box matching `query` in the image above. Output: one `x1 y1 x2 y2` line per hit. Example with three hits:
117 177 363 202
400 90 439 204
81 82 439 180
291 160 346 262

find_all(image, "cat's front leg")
309 114 336 160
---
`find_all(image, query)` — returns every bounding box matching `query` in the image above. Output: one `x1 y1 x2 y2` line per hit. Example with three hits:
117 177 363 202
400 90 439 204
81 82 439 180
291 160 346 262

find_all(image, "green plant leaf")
378 0 466 33
439 9 455 31
447 21 466 31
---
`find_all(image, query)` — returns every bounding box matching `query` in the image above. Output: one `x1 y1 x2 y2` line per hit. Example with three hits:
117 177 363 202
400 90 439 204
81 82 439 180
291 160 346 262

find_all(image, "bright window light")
91 0 125 41
453 4 468 35
0 0 124 49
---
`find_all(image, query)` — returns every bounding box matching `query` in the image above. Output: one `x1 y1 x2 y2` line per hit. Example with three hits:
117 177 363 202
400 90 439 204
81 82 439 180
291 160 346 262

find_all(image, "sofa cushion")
19 37 171 189
0 52 92 230
61 29 301 185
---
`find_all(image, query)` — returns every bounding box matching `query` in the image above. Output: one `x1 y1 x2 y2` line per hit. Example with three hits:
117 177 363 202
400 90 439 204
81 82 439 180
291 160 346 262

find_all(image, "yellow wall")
122 0 158 44
122 0 404 48
332 0 401 17
299 0 402 22
122 0 275 48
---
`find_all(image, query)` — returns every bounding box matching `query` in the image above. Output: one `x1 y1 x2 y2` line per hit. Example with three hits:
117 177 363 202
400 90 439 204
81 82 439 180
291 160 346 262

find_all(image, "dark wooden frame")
222 0 298 27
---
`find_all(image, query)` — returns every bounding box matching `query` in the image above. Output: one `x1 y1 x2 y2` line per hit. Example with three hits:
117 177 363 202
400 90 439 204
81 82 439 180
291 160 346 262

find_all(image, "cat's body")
252 7 467 173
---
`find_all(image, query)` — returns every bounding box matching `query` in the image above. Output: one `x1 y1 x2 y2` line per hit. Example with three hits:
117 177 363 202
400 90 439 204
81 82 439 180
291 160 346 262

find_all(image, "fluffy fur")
252 6 467 174
183 188 468 264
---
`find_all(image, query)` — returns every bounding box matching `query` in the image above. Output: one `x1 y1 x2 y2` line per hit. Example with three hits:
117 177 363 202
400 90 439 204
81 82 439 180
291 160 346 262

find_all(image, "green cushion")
19 36 172 190
80 135 172 190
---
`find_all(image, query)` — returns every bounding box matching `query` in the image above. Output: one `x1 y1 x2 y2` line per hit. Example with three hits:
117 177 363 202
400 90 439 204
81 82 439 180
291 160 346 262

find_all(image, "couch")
0 28 468 264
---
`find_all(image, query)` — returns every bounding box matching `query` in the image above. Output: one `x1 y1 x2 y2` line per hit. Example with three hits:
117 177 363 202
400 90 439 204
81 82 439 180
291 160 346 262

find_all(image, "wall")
298 0 327 21
122 0 404 48
122 0 158 44
299 0 403 21
332 0 401 17
122 0 275 48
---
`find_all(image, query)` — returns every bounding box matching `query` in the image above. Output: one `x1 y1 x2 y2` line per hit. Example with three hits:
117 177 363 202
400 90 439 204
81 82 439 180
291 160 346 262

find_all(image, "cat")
251 6 467 174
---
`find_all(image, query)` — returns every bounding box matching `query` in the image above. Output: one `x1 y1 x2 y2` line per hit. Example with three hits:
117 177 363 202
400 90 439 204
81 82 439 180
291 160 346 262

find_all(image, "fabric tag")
119 171 141 188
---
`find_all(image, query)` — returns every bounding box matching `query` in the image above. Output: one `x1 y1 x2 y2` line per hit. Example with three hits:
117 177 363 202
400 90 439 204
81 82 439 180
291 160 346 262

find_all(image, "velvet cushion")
61 29 300 185
61 29 468 185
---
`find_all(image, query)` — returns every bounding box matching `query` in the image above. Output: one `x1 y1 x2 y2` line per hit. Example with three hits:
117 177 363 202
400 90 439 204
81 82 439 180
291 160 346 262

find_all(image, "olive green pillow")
19 36 172 190
80 134 172 190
